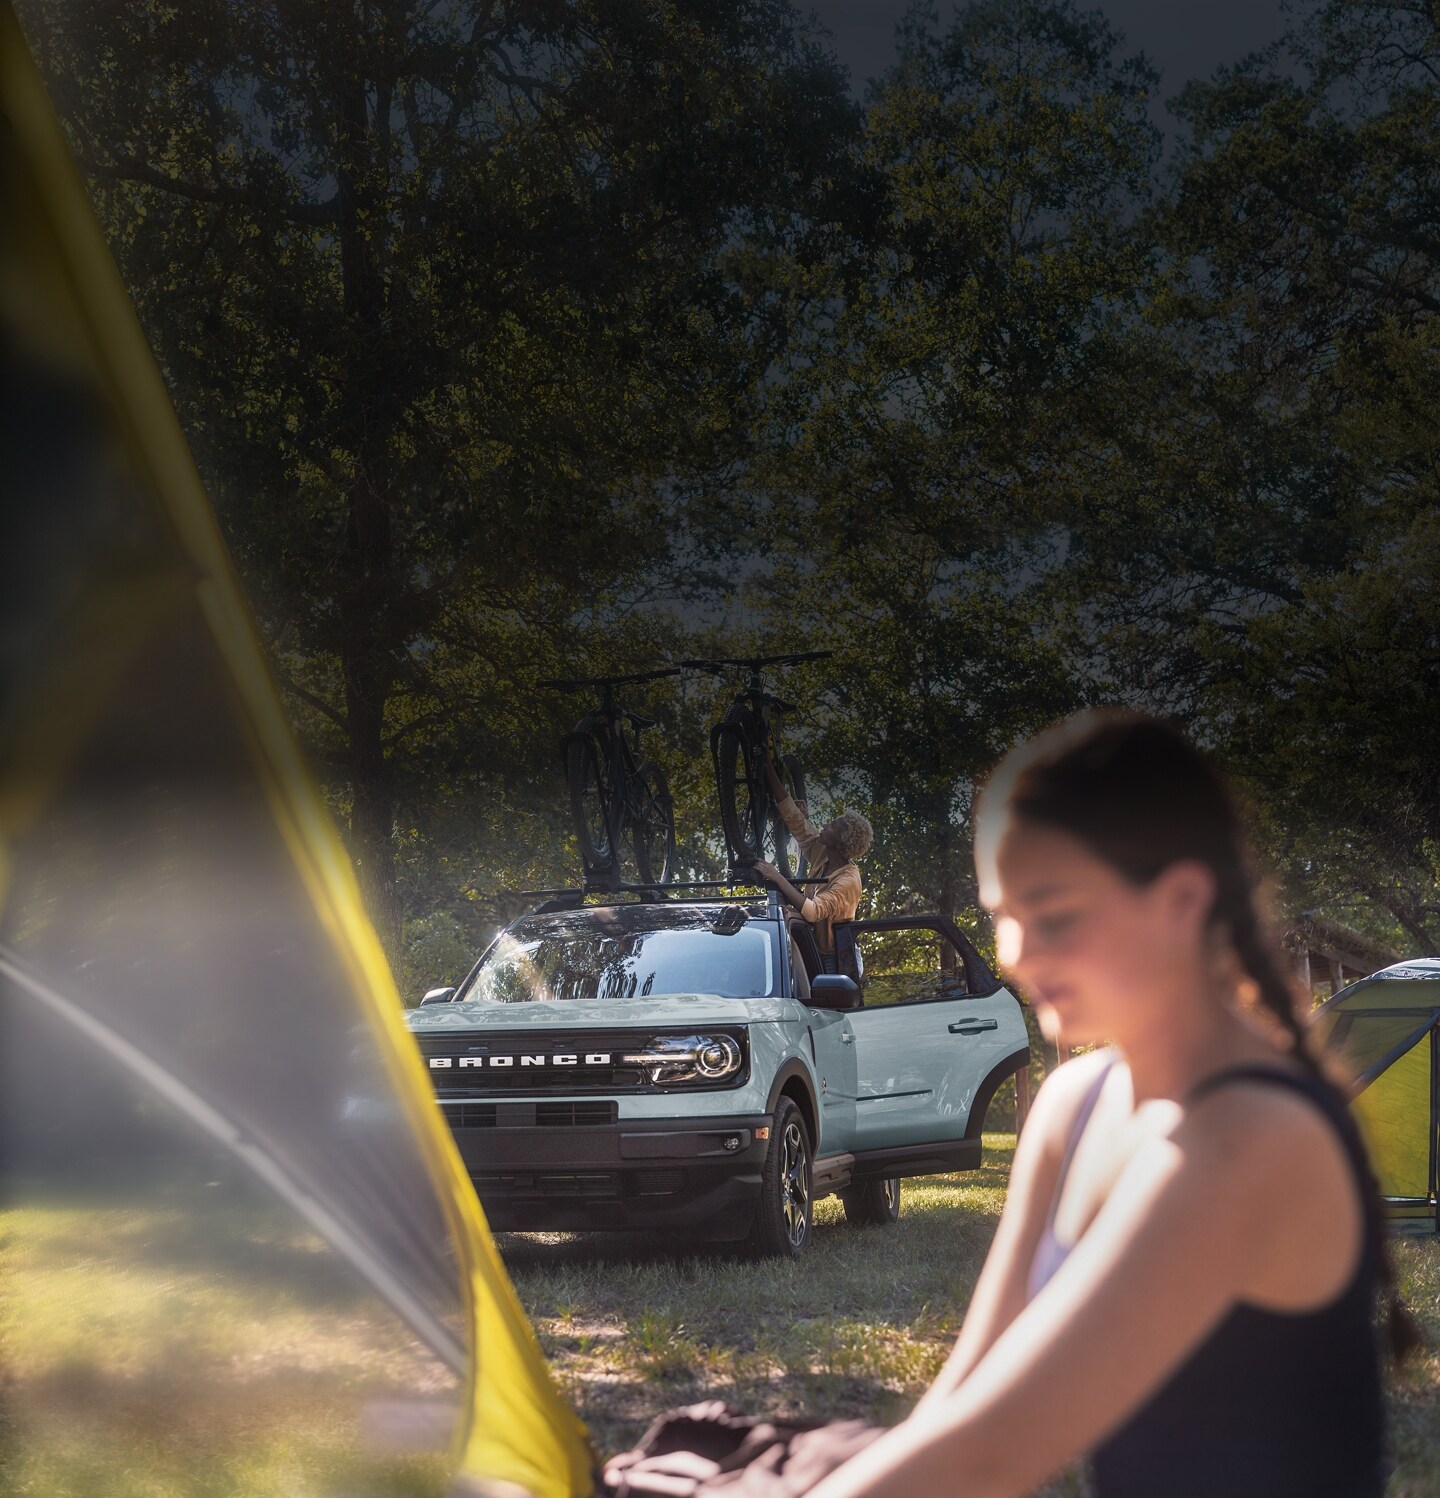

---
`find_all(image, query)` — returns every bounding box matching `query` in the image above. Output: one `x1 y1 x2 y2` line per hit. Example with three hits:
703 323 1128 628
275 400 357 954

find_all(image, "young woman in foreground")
807 711 1407 1498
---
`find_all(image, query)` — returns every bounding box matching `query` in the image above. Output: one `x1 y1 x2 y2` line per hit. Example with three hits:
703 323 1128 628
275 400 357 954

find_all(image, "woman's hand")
751 859 779 884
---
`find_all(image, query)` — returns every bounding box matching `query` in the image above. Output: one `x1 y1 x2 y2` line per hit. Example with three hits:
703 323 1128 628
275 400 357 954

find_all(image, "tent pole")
1431 1025 1439 1237
0 944 469 1374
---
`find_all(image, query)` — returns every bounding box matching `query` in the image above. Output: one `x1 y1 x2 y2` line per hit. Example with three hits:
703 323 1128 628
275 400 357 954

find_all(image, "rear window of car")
456 908 778 1003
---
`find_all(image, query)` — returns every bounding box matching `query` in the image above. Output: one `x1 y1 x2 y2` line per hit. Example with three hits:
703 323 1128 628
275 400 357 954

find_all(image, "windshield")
457 909 778 1003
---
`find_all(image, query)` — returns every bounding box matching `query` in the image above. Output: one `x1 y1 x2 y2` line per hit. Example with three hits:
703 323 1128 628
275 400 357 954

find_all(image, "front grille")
631 1168 685 1197
417 1029 747 1096
475 1171 619 1198
448 1102 498 1129
538 1100 617 1127
443 1100 618 1129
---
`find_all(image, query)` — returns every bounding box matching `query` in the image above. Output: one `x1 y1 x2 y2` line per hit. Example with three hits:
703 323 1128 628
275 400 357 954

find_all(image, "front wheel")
746 1097 813 1258
628 761 676 885
565 735 613 871
714 718 763 865
841 1177 900 1228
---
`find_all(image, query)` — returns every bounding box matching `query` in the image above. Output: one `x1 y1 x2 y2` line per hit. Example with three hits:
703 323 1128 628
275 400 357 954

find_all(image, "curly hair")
829 808 873 861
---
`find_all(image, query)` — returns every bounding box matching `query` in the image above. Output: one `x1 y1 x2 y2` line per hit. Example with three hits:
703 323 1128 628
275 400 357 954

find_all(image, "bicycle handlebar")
540 667 683 691
680 650 833 674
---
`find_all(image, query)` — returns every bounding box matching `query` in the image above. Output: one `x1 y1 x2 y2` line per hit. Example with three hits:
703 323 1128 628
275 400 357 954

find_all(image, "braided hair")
981 708 1419 1362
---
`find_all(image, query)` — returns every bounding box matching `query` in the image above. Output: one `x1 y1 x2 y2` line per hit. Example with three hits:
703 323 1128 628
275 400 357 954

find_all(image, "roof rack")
486 873 826 916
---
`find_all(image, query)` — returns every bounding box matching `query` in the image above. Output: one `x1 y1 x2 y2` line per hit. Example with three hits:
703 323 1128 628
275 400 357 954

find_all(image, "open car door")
835 917 1028 1166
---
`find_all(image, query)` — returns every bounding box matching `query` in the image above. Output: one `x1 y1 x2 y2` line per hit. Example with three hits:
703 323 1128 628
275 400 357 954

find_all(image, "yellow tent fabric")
1353 1038 1431 1203
1317 960 1440 1222
0 6 594 1492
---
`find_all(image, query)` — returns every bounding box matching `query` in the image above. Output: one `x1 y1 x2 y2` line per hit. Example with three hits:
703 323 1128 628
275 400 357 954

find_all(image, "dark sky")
810 0 1290 113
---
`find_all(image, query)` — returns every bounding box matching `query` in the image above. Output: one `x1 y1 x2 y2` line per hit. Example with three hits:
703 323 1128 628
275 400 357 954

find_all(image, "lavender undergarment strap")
1026 1053 1117 1299
1046 1053 1116 1231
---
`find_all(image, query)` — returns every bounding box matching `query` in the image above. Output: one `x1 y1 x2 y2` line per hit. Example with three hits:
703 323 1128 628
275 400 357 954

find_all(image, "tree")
1125 0 1440 948
733 0 1161 916
19 0 858 943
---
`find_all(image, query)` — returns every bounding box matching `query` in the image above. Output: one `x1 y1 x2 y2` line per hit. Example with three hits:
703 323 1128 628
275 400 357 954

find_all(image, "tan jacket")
776 793 863 954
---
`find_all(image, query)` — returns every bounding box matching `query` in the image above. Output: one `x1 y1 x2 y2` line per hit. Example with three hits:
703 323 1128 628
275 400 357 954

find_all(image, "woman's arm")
752 859 806 912
807 1084 1339 1498
913 1053 1104 1414
765 759 826 864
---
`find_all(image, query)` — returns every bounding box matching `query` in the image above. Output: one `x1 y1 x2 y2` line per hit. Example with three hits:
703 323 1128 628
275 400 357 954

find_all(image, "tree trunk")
335 71 401 952
936 805 959 971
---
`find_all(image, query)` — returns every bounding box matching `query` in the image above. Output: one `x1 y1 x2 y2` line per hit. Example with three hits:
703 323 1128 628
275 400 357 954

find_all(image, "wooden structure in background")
1282 915 1400 1006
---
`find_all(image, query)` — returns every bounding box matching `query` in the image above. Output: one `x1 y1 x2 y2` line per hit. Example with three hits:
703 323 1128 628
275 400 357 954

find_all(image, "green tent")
1315 959 1440 1232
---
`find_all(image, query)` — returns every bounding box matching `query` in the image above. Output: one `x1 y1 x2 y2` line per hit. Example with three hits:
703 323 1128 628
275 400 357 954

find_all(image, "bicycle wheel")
565 735 613 870
767 755 808 881
714 718 764 864
628 761 677 885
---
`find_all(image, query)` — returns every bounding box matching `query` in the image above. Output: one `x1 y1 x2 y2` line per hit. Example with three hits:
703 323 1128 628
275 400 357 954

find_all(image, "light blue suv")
407 892 1029 1257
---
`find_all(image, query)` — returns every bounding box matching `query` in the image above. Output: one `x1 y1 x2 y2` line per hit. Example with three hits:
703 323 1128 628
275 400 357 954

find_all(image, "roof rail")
494 873 826 915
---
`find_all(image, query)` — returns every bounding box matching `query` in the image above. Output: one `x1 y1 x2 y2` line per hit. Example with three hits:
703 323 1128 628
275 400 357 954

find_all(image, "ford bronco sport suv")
406 892 1028 1257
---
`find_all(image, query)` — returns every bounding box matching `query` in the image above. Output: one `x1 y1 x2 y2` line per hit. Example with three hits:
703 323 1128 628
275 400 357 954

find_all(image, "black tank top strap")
1186 1062 1346 1122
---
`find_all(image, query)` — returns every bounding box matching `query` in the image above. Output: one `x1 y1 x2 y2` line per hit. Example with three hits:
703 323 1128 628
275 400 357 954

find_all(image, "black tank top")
1092 1066 1386 1498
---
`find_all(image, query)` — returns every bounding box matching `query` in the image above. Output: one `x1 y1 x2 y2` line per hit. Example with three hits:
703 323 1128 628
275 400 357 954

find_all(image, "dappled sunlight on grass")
501 1135 1024 1459
0 1197 455 1498
3 1132 1436 1498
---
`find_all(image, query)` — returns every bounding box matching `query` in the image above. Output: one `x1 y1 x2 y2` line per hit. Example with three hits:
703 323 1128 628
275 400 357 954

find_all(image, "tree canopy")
18 0 1439 977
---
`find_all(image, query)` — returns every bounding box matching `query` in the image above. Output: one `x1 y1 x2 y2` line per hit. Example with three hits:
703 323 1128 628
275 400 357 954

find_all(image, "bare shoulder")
1032 1048 1116 1114
1021 1049 1118 1158
1168 1070 1363 1303
1176 1070 1350 1182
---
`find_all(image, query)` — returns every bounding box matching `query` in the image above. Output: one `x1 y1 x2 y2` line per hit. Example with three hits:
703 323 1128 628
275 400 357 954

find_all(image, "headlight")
619 1032 744 1085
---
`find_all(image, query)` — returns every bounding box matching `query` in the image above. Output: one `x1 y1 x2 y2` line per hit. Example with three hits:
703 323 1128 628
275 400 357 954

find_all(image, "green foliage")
16 0 859 945
20 0 1440 958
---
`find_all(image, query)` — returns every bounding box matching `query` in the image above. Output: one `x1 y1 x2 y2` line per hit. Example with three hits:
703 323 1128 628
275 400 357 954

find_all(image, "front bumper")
444 1109 772 1237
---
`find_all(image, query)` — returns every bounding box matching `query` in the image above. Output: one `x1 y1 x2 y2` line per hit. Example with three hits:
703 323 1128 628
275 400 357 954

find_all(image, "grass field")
3 1135 1439 1496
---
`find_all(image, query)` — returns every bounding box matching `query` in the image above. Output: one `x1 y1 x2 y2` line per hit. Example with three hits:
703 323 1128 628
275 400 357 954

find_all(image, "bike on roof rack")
541 669 680 890
683 651 831 881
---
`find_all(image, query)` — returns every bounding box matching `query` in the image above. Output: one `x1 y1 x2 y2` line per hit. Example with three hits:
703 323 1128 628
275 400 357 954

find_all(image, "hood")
406 994 793 1032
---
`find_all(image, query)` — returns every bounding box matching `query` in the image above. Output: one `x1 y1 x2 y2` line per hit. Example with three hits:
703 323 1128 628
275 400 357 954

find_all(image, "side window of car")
853 926 969 1008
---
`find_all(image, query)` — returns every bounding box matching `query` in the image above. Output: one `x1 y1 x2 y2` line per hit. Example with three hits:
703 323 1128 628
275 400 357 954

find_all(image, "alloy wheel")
782 1118 810 1248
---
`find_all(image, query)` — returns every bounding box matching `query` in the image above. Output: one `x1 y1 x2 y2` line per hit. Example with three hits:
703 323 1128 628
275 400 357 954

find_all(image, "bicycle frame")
687 651 830 876
546 667 679 889
583 687 645 850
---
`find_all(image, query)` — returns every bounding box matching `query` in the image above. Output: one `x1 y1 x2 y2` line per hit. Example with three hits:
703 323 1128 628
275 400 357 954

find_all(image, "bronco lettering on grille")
429 1052 612 1070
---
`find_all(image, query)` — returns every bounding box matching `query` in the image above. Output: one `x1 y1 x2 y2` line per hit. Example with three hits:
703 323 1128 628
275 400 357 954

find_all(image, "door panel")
843 919 1024 1153
805 1008 856 1156
788 926 856 1155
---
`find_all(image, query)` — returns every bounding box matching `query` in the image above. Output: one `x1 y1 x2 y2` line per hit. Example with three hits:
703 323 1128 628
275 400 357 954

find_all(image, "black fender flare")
766 1057 819 1153
964 1045 1031 1140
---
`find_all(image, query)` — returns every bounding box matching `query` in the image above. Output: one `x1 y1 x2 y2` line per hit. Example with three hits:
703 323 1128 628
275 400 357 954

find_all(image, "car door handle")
948 1017 999 1035
840 1032 853 1044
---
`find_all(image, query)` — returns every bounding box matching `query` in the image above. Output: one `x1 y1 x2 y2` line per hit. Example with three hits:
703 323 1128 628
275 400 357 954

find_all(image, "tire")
628 760 677 885
746 1098 813 1258
841 1176 900 1228
565 735 613 871
766 755 808 881
715 718 763 864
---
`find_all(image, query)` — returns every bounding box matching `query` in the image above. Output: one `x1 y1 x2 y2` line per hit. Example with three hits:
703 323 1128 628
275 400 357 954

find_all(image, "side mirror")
419 985 456 1006
809 974 861 1011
